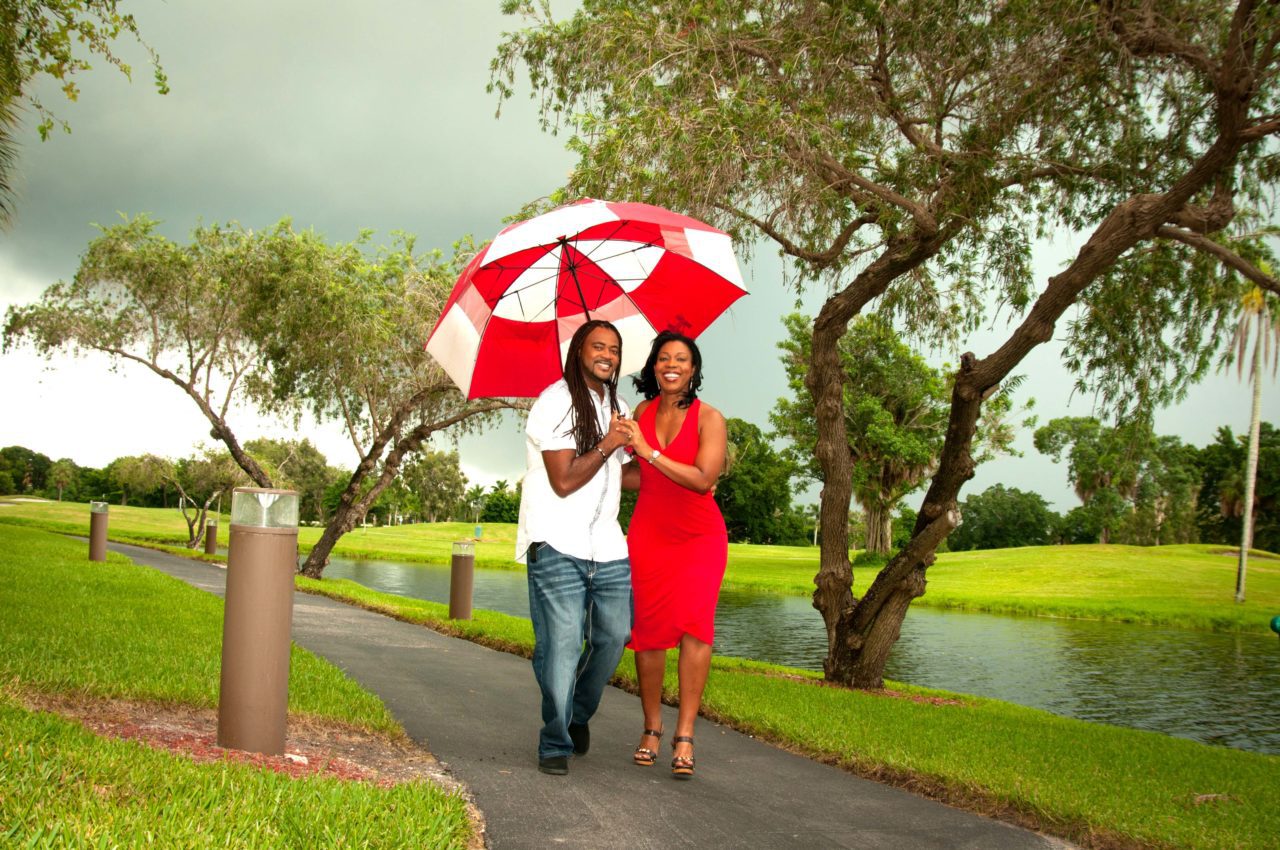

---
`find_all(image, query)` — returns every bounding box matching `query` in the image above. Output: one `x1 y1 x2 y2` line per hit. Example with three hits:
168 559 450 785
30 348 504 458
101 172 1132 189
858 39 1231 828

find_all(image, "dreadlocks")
561 319 622 455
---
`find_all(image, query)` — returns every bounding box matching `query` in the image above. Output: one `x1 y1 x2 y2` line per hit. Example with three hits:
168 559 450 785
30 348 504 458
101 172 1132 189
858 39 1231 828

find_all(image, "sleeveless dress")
627 398 729 651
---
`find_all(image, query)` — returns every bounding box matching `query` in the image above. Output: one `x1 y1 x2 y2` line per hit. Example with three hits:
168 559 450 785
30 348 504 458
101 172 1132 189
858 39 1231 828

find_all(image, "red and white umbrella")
426 198 748 398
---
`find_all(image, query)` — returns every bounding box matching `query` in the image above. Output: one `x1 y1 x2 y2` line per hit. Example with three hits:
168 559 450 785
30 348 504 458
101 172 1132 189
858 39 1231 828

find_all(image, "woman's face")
654 340 694 393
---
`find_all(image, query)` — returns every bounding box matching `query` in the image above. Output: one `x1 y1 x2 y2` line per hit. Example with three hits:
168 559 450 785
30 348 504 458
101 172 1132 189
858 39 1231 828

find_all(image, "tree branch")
715 202 878 266
1100 0 1216 76
1156 225 1280 296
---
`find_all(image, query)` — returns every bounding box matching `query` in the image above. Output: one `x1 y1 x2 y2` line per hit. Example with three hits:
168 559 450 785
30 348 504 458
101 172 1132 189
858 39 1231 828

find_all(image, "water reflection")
325 556 1280 754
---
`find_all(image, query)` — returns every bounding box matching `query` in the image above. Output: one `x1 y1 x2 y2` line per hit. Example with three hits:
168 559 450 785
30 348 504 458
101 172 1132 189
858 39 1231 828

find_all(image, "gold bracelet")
595 446 608 460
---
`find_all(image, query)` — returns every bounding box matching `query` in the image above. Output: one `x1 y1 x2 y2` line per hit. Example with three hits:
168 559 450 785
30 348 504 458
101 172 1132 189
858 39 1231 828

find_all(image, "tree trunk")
863 502 893 555
809 236 947 682
1236 333 1263 602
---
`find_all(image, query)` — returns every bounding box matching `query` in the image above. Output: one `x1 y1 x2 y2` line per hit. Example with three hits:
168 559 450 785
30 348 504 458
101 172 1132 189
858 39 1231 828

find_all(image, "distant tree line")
0 439 487 530
946 422 1279 553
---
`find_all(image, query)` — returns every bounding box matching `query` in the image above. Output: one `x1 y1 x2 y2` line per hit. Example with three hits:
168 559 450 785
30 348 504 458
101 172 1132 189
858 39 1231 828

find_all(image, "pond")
324 556 1280 755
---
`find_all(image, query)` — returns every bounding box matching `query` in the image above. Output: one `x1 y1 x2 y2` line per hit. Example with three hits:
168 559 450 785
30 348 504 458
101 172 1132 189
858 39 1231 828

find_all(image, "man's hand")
604 411 631 453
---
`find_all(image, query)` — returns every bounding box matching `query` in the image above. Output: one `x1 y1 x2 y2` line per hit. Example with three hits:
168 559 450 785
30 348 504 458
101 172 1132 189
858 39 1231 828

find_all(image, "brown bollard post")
88 501 108 561
204 518 218 556
217 488 298 756
449 540 475 620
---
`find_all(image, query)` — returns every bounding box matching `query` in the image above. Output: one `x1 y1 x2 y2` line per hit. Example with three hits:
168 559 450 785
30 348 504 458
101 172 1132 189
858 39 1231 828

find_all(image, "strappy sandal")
633 728 663 766
671 735 695 779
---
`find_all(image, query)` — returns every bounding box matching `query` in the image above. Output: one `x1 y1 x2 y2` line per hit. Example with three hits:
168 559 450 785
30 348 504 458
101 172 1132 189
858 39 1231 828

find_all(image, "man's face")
578 326 621 386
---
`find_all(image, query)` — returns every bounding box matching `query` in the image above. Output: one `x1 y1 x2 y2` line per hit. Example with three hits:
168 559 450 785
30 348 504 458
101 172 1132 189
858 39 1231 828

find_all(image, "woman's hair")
562 319 622 454
631 330 702 408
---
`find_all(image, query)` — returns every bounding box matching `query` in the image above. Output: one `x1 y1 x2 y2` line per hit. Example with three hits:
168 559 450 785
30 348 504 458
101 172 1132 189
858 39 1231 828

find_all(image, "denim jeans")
527 542 632 759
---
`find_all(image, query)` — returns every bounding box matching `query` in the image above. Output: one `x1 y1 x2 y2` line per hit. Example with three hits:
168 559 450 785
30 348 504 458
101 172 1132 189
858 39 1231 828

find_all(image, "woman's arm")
628 403 726 495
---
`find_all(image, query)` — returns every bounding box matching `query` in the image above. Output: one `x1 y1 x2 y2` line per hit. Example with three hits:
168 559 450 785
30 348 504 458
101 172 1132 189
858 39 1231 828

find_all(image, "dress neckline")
645 397 698 451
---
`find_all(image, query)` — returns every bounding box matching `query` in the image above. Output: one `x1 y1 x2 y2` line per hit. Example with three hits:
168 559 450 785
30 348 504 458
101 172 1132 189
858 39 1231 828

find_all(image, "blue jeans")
527 542 632 759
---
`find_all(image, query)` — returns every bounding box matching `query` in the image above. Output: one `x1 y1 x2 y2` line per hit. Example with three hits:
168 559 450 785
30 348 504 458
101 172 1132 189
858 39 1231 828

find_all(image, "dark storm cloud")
0 0 574 298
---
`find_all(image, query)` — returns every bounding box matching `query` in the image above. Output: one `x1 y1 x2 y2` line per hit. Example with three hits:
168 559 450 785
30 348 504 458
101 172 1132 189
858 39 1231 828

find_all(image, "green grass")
4 505 1277 848
0 698 472 849
0 523 473 848
6 498 1275 634
296 573 1280 850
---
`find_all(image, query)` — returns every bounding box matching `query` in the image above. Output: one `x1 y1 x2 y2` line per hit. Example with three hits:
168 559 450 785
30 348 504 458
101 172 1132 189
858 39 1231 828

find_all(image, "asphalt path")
110 541 1073 850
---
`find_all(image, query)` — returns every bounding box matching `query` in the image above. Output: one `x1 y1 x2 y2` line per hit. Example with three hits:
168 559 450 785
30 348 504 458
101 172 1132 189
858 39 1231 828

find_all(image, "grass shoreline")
2 500 1276 635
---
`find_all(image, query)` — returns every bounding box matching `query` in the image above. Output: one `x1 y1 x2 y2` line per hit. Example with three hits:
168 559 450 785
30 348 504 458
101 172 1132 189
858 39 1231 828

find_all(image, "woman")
621 330 728 780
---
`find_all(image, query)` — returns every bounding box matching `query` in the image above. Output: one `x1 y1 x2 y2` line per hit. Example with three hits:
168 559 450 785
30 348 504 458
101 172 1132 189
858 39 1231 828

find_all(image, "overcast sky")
1 0 1275 512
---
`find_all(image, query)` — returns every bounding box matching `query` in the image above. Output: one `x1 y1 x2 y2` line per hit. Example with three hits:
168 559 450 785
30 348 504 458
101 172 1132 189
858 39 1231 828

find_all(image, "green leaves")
771 311 948 510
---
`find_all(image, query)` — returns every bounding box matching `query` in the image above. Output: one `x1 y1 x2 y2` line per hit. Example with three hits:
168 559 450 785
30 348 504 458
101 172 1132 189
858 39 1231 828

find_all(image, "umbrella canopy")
426 198 747 399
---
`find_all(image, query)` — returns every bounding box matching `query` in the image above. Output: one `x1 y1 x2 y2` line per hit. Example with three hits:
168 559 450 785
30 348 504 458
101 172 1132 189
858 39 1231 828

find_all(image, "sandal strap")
672 735 694 745
642 728 663 738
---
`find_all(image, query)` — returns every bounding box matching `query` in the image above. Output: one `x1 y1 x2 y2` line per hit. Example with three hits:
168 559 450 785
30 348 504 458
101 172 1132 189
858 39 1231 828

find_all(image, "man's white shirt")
516 379 631 563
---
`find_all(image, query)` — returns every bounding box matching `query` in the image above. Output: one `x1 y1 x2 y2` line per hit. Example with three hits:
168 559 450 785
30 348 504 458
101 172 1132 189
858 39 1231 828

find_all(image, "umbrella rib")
488 228 662 320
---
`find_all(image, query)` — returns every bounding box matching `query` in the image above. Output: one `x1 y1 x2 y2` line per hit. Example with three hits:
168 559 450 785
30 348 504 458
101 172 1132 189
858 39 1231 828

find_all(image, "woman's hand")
603 411 631 453
627 422 652 459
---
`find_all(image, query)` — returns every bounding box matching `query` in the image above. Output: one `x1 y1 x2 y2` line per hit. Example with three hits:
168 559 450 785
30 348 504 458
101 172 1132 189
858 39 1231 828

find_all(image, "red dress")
627 399 728 651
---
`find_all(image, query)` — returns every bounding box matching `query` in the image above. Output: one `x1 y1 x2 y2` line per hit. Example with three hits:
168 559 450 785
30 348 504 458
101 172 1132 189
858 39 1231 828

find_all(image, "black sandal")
671 735 695 779
633 728 663 766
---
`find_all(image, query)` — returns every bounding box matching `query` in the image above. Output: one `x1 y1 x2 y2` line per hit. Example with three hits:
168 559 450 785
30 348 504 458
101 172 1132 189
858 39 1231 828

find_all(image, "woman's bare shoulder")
697 400 725 426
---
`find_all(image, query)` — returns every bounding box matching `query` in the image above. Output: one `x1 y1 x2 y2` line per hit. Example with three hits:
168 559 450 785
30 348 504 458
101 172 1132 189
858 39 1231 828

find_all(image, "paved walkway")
112 542 1072 850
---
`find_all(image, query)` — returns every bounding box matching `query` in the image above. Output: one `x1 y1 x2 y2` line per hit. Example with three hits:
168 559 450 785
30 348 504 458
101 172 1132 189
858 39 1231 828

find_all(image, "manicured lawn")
4 508 1277 848
0 523 473 848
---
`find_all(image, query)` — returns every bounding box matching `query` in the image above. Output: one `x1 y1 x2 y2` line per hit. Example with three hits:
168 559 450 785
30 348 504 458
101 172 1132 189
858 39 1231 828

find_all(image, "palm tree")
48 459 75 501
1227 285 1280 602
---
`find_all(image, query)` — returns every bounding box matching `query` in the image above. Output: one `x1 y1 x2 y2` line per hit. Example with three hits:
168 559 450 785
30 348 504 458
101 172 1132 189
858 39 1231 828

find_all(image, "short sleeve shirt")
516 379 631 563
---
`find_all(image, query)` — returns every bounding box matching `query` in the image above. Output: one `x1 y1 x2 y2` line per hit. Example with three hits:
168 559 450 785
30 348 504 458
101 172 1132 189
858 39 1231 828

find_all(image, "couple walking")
517 319 728 779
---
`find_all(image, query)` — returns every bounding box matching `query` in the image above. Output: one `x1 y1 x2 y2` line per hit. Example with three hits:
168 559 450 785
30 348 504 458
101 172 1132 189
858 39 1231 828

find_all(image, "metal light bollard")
449 540 475 620
217 488 298 755
204 517 218 555
88 501 108 562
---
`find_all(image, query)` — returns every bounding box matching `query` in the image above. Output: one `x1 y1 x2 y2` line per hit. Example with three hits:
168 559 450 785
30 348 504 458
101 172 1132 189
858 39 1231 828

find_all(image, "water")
325 556 1280 755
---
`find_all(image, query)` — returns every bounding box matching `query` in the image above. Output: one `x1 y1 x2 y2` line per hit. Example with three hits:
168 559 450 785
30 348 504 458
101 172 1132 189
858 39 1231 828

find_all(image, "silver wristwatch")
650 449 661 463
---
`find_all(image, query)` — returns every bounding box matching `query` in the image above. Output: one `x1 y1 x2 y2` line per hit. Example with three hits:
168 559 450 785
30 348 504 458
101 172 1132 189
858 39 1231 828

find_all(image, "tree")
1034 417 1149 543
239 230 519 576
401 450 467 523
496 0 1280 687
5 216 279 486
167 448 246 548
1197 424 1280 555
1035 419 1201 546
772 313 949 554
1118 435 1201 546
4 218 518 578
0 445 50 494
47 458 74 501
1224 287 1280 600
462 484 486 524
0 1 167 223
109 453 166 507
715 418 803 544
244 438 332 524
949 485 1058 551
480 480 520 524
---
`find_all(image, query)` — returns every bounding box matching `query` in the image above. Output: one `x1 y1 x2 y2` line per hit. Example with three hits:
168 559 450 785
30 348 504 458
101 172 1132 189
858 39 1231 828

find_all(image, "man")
517 319 635 775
